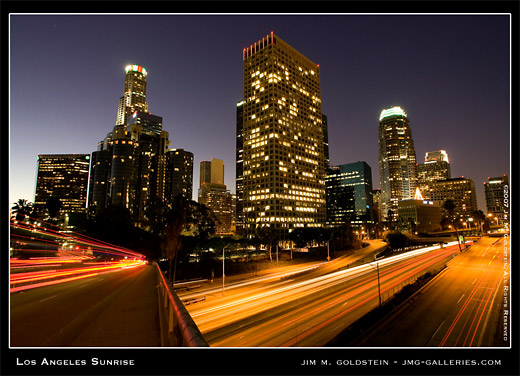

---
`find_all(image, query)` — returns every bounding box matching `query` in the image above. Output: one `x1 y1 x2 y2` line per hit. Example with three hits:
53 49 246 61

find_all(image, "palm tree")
11 199 34 222
443 199 462 252
471 210 487 236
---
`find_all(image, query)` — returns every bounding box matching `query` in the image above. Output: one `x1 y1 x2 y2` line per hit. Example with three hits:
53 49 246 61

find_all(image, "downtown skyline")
9 14 511 211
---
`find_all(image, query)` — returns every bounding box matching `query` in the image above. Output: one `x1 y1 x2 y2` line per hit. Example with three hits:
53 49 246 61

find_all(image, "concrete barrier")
155 263 209 347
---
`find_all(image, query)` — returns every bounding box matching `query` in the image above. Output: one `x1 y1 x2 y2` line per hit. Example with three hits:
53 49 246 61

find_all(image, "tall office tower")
378 106 418 221
35 154 90 216
325 161 374 227
241 32 326 236
236 100 245 233
200 158 225 187
484 175 509 225
417 150 451 199
116 64 149 126
164 149 194 202
322 114 330 169
372 189 382 224
198 159 232 234
430 177 478 220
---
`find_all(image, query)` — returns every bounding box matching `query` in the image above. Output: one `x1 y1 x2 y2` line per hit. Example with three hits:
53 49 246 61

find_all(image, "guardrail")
155 262 209 347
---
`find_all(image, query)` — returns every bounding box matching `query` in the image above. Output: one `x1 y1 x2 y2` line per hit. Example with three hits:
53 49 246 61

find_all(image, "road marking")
97 278 105 281
457 294 465 304
39 295 56 302
331 323 344 333
79 284 88 289
431 320 445 339
472 278 477 285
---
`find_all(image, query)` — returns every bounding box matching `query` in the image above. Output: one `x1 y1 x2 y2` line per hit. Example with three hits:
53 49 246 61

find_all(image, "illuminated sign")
379 106 407 121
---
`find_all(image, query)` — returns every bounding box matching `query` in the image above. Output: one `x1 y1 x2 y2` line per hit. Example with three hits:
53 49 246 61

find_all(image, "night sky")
9 14 510 211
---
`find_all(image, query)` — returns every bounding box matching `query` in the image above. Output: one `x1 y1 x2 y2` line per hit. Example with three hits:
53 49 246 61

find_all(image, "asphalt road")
352 236 509 347
10 264 160 347
186 243 460 346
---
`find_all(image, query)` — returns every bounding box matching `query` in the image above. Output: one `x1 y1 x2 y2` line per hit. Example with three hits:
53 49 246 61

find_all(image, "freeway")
186 242 462 347
10 264 160 347
351 236 509 347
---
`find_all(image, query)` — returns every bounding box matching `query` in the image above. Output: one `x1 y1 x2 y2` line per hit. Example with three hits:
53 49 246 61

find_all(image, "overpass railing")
155 263 209 347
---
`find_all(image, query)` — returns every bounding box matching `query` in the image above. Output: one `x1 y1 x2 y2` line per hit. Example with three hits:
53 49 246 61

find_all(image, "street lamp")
370 262 382 307
327 240 330 261
222 244 231 296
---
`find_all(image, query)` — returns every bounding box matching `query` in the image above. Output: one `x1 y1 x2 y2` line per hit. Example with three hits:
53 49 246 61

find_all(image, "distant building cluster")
32 34 508 236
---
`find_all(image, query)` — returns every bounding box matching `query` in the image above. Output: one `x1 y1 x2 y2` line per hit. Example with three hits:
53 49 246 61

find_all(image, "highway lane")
352 236 508 347
186 243 461 346
10 264 160 347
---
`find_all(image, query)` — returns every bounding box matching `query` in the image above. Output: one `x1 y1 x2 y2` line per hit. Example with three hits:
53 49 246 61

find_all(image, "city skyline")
9 14 510 211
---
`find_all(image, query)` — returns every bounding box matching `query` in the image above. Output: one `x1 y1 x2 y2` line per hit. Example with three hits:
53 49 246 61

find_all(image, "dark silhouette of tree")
163 195 216 283
46 197 62 220
471 210 487 235
11 199 34 221
384 230 409 251
443 199 462 251
256 226 279 262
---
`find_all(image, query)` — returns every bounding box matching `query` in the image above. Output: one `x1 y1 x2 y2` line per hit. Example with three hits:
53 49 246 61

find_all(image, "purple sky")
9 14 510 211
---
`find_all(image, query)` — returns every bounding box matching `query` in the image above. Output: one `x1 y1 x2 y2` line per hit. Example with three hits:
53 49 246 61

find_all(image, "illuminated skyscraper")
417 150 451 199
378 106 418 220
116 64 149 126
35 154 90 215
240 32 326 236
236 100 245 233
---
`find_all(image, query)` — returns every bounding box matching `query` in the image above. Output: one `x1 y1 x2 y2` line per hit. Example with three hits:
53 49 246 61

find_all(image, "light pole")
222 245 230 296
370 262 382 307
327 240 330 261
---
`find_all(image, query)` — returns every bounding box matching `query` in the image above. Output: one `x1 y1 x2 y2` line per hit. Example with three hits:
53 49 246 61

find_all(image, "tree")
384 230 409 251
46 197 62 220
256 226 279 262
471 210 486 235
443 199 462 252
11 199 34 222
163 195 216 283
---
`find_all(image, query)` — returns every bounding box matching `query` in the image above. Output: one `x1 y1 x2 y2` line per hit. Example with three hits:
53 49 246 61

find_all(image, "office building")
325 161 373 227
430 177 478 220
322 114 330 169
164 149 194 202
198 159 233 234
240 32 326 236
35 154 90 216
378 106 418 221
398 198 442 233
484 175 509 225
417 150 451 199
116 64 149 126
236 100 245 233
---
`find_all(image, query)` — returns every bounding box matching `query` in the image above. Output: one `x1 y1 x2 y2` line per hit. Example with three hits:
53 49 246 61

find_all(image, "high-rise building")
240 32 326 236
430 177 478 220
35 154 90 216
236 100 245 233
322 114 330 169
325 162 373 227
397 198 442 233
417 150 451 199
372 188 382 224
198 159 232 234
484 175 509 225
378 106 418 221
116 64 149 126
88 64 178 223
164 149 194 202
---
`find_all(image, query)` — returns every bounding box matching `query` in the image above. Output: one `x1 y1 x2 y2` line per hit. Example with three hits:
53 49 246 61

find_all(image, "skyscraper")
116 64 149 126
88 64 176 223
236 100 245 233
198 158 232 234
484 175 509 225
378 106 418 220
325 161 373 227
430 177 478 220
240 32 326 236
35 154 90 216
164 149 194 202
417 150 451 199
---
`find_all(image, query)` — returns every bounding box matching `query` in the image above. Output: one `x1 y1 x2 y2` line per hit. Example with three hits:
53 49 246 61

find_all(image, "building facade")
116 65 149 126
35 154 90 216
325 161 373 227
378 106 418 221
240 32 326 236
236 100 245 233
397 199 442 233
417 150 451 199
430 177 478 220
484 175 509 225
198 159 232 234
164 149 194 202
